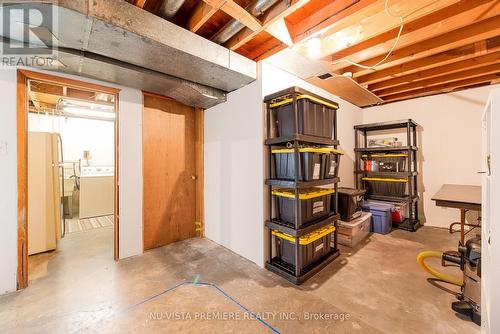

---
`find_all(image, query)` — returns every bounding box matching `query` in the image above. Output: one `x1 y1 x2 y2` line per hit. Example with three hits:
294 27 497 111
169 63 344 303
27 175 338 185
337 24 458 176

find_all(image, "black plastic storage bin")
273 224 335 270
272 147 343 181
338 187 366 221
267 88 339 139
362 178 407 197
324 148 343 178
273 148 323 181
273 188 334 227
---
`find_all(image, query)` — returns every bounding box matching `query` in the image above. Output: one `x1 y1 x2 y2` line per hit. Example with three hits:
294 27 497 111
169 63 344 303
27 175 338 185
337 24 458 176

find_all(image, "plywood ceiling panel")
307 75 383 107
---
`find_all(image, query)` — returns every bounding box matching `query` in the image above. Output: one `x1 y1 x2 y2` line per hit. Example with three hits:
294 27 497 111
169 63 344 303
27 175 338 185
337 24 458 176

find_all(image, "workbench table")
431 184 481 245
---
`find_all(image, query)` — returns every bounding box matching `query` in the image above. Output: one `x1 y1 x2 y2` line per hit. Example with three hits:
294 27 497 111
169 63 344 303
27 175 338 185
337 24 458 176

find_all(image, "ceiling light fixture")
61 97 114 110
64 107 116 120
306 36 321 59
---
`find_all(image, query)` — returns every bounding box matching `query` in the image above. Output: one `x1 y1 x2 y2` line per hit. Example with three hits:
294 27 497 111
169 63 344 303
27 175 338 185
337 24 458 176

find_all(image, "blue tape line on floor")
126 280 281 334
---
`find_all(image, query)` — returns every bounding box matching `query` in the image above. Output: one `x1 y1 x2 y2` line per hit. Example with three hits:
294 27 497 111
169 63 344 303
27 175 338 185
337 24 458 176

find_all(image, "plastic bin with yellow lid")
273 224 335 270
272 188 335 199
272 224 335 245
273 188 335 228
267 88 338 139
272 147 343 181
362 178 408 197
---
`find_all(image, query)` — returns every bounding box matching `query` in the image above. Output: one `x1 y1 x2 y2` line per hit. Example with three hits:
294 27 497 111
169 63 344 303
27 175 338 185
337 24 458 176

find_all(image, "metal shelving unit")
354 119 420 232
264 87 341 285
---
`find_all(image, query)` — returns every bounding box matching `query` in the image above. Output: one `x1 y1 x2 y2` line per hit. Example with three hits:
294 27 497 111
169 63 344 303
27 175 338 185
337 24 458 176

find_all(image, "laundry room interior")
26 79 116 258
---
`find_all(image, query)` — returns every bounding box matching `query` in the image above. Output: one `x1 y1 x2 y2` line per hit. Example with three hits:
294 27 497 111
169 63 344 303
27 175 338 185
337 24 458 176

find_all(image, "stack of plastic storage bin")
264 87 343 285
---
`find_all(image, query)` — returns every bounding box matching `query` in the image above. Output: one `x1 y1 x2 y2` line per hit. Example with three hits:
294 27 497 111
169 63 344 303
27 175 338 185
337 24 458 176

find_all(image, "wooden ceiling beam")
346 15 500 79
369 51 500 92
203 0 262 31
131 0 147 8
187 1 219 32
127 0 165 13
297 0 461 61
243 38 287 61
357 37 500 85
376 63 500 97
328 0 500 73
225 0 308 51
382 72 500 103
288 0 379 43
29 81 63 96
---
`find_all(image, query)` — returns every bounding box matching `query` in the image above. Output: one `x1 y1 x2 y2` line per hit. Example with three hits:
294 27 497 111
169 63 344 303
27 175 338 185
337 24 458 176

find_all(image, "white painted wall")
117 88 144 259
0 68 20 294
0 68 143 295
204 62 362 267
362 85 498 227
28 114 115 166
204 66 264 266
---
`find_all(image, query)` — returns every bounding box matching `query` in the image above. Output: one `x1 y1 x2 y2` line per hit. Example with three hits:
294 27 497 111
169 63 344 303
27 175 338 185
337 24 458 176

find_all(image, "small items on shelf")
361 153 408 172
367 137 402 148
264 86 342 285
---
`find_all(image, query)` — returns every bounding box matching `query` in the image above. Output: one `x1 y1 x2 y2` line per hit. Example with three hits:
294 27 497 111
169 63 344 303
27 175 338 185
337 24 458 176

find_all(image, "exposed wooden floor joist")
328 0 500 73
124 0 500 105
370 51 500 92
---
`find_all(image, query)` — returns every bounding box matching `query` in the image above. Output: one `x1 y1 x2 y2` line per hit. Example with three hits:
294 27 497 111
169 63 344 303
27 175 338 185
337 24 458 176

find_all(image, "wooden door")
143 94 201 250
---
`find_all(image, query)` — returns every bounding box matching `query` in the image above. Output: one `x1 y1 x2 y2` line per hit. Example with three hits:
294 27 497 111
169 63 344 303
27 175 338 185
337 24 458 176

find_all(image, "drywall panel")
204 74 264 266
0 68 19 294
117 87 143 259
362 85 498 228
0 68 143 295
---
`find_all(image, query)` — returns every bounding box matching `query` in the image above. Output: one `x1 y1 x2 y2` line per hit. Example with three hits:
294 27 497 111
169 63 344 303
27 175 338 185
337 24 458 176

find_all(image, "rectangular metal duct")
0 0 258 108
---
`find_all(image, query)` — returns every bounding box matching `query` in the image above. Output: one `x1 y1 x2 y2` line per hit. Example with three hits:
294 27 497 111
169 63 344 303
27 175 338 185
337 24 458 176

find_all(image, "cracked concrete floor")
0 226 479 333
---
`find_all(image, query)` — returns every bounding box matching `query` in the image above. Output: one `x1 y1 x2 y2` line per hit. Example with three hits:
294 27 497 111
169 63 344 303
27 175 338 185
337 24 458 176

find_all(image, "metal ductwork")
1 38 226 109
158 0 186 20
0 0 257 108
211 0 280 45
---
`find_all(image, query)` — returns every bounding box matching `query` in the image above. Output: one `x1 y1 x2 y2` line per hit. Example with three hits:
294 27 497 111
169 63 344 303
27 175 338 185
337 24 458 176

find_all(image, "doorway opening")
17 70 120 289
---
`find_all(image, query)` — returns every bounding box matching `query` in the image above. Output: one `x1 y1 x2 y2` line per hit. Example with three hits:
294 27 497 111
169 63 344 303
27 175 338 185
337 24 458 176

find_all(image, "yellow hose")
416 251 463 286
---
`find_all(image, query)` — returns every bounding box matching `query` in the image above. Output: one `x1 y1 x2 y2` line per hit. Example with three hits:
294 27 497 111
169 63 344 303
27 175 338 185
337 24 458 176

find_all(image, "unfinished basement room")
0 0 499 333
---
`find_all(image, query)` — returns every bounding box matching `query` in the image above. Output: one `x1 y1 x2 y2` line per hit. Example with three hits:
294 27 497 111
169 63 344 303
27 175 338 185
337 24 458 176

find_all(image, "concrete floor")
0 227 479 334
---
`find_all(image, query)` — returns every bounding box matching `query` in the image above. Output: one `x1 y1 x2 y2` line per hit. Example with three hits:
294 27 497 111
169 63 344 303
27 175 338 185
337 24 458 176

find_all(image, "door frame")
16 69 121 289
141 91 204 251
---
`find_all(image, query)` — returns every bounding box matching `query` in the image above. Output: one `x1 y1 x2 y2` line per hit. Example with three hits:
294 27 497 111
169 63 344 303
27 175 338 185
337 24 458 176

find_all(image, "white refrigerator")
28 132 63 255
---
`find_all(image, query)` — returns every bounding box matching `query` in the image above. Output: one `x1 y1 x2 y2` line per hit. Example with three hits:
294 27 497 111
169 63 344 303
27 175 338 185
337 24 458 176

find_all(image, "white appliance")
79 166 114 219
482 87 500 334
28 132 63 255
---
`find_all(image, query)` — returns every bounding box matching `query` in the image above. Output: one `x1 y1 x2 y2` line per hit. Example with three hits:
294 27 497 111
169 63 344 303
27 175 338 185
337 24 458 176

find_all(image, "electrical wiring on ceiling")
331 0 405 70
